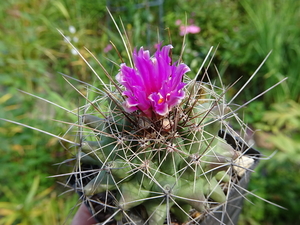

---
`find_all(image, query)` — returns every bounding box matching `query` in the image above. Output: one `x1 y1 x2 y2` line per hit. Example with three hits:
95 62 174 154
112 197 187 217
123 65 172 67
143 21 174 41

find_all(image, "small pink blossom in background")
179 24 201 36
175 19 182 26
104 44 113 53
153 43 160 49
175 19 201 36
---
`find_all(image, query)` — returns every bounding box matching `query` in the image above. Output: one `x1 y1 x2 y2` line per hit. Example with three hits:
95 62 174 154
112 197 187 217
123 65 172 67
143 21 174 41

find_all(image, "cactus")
68 42 263 225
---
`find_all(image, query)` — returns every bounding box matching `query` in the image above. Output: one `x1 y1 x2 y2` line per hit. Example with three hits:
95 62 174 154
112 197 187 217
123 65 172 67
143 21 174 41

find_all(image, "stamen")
158 98 164 104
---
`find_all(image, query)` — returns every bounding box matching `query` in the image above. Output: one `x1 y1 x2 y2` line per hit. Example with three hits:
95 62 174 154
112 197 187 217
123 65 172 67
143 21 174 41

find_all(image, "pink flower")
104 44 113 53
175 19 182 26
153 43 160 49
179 25 201 36
116 44 190 118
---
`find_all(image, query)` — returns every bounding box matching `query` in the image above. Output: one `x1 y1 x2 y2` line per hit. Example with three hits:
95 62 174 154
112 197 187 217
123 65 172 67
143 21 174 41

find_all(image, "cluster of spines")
73 79 243 224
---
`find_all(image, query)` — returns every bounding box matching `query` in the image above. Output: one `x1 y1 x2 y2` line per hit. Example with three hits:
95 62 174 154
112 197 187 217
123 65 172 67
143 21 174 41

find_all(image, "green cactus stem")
215 170 231 183
203 177 226 203
170 204 192 223
77 152 102 166
118 179 150 210
84 169 116 196
82 114 106 130
81 138 117 162
174 177 207 212
109 159 133 181
146 199 173 225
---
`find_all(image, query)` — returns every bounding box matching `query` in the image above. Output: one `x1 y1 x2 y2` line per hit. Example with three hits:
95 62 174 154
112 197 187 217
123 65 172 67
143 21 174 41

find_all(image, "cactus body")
70 44 259 224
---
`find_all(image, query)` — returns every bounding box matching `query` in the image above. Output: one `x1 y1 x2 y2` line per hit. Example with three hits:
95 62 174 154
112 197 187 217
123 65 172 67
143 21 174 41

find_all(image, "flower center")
158 98 164 104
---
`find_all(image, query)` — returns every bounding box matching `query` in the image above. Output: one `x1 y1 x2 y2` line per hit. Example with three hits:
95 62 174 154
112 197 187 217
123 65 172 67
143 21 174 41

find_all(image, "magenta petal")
149 93 169 116
116 44 190 118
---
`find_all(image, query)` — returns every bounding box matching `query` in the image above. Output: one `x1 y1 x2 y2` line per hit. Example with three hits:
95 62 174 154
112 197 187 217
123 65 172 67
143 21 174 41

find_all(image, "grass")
0 176 79 225
239 0 300 103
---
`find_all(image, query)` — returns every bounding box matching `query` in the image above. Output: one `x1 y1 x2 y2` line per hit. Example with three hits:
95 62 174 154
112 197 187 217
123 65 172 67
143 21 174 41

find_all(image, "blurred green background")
0 0 299 224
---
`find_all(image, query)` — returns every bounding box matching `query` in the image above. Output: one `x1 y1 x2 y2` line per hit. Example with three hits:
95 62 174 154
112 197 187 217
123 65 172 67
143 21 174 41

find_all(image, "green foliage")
239 159 300 225
239 0 300 103
164 0 243 75
0 91 73 192
0 176 78 225
0 0 110 95
256 101 300 162
240 100 300 225
164 0 300 104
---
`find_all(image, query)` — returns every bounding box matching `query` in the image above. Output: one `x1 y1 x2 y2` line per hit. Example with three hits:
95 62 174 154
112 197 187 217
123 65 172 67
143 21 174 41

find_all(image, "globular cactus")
70 44 259 225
